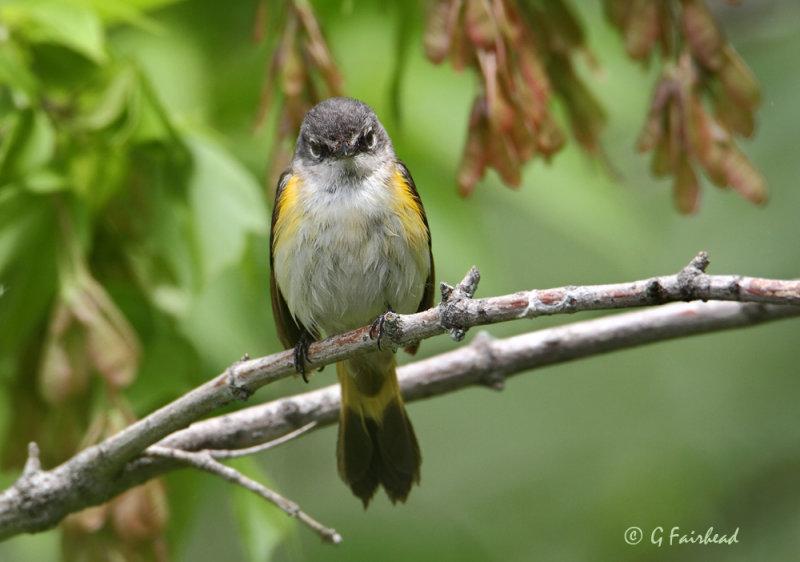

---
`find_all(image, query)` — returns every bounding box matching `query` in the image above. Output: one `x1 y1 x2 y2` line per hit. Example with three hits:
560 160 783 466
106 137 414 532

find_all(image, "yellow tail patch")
337 355 421 507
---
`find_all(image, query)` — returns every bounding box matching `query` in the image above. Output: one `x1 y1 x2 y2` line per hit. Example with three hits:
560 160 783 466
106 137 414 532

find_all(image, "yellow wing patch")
272 174 303 253
390 168 429 252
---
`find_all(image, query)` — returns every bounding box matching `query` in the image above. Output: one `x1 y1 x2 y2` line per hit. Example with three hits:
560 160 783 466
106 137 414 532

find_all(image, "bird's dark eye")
363 130 376 150
309 140 322 159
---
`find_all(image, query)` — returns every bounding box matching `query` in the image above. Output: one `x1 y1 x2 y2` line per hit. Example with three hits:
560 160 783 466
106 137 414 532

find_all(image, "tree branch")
154 300 800 454
144 422 341 545
1 252 798 541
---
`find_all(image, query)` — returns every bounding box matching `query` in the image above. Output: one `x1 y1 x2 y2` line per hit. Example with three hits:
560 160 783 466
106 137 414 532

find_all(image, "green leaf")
80 0 187 26
2 1 108 64
228 457 295 562
186 134 268 284
0 186 40 275
21 169 67 193
129 73 177 144
127 317 202 408
0 42 38 97
76 64 177 147
78 66 136 131
0 109 56 185
177 247 272 372
0 385 10 459
124 171 196 317
0 186 58 355
67 144 129 208
126 223 193 317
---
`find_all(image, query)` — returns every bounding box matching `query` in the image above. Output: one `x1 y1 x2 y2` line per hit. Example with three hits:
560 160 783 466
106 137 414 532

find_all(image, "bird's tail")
336 352 421 507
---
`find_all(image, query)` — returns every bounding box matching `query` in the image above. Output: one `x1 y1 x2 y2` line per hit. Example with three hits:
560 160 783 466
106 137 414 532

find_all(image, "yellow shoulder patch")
390 168 428 251
273 174 303 251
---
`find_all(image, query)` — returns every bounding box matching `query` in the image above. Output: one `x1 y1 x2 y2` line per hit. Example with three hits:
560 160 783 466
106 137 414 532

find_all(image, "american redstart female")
269 97 434 507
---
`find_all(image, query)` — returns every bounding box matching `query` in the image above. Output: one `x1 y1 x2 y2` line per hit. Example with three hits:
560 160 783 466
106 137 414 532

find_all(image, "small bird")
269 97 434 507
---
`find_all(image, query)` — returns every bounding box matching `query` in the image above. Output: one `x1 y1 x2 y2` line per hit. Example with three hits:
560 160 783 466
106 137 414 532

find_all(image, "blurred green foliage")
1 0 799 561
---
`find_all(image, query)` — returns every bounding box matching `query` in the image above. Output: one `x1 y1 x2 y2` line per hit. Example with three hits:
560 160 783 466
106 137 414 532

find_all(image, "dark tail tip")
338 400 421 507
377 399 421 504
338 406 380 507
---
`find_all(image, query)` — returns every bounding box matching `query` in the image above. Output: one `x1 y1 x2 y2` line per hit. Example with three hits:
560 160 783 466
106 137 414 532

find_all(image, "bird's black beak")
333 142 356 159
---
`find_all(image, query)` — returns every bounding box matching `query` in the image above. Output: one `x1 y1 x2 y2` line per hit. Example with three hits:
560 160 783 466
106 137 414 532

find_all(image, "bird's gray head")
293 98 395 187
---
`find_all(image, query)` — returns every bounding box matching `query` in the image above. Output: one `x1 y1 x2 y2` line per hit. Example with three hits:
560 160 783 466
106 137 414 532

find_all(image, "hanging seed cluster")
38 277 141 405
424 0 607 196
260 0 764 212
255 0 344 188
61 408 168 561
605 0 765 213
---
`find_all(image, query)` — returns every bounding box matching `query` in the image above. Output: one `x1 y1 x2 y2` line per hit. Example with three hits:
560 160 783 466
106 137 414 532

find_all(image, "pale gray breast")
274 174 429 336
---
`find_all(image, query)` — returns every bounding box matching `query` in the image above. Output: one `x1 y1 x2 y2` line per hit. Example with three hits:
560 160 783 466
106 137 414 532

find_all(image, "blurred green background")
1 0 799 560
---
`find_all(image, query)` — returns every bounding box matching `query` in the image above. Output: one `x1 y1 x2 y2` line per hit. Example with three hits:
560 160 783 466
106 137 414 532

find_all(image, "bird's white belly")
273 188 429 336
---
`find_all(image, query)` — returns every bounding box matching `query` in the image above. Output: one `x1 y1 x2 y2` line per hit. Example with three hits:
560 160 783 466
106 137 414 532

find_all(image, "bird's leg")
369 305 395 351
294 330 316 383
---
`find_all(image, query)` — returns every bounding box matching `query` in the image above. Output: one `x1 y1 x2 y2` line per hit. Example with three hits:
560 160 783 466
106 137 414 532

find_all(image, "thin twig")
22 443 41 477
204 421 318 460
146 445 341 545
